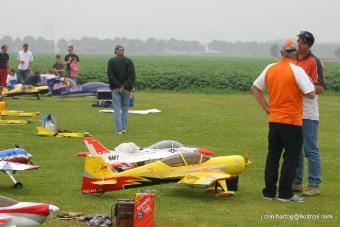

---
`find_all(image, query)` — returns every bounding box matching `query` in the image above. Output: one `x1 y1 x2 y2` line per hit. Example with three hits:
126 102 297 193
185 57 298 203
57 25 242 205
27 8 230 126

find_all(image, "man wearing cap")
107 45 136 134
292 31 325 196
251 39 315 202
64 45 80 77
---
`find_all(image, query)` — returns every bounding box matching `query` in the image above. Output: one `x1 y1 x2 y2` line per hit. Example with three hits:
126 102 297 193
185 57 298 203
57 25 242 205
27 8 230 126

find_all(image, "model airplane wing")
0 215 11 224
0 161 40 171
177 171 231 186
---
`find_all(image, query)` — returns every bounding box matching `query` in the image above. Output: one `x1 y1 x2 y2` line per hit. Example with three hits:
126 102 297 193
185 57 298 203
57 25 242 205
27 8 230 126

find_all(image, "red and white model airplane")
0 196 58 226
78 137 213 171
0 147 40 189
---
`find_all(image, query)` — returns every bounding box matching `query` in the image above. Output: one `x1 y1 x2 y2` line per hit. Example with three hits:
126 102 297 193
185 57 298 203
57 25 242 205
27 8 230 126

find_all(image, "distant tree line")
1 35 340 58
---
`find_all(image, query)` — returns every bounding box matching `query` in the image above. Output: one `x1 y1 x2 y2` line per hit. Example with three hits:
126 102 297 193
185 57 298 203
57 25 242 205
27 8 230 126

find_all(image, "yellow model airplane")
3 86 49 100
82 152 251 197
36 126 89 138
0 101 40 117
0 119 31 125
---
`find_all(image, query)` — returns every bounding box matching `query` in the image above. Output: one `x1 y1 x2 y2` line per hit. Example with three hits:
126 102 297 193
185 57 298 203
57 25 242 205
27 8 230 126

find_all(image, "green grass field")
0 92 339 226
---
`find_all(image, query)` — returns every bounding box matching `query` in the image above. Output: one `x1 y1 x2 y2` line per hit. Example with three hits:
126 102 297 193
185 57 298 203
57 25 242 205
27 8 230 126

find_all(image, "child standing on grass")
70 57 79 85
53 55 64 77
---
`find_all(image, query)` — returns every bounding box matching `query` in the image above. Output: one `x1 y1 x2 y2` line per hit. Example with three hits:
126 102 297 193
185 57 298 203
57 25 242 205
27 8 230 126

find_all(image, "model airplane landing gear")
226 176 239 191
15 182 23 189
215 179 235 198
6 170 23 189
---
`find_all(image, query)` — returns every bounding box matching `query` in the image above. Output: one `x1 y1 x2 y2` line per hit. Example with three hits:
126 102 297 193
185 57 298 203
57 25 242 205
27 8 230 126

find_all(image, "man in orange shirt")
292 31 325 196
251 39 315 202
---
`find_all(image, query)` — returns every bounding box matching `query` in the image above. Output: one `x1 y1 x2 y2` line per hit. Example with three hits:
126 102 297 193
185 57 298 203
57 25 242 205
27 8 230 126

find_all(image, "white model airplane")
0 196 58 226
77 137 213 171
0 148 40 189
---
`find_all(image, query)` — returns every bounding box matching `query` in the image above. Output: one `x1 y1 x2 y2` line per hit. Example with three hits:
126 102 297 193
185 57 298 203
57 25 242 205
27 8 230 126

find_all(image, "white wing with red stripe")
0 161 40 171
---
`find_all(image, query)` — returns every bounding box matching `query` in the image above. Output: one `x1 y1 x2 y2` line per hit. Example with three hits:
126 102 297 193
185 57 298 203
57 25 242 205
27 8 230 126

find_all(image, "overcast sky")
2 0 339 44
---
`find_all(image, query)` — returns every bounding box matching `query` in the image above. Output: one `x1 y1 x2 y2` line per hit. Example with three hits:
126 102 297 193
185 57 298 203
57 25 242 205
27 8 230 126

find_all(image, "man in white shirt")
17 43 33 83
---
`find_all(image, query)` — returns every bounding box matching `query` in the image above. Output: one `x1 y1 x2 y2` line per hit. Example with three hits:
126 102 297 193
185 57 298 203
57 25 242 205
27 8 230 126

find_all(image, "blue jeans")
17 69 29 83
112 89 129 132
293 119 321 187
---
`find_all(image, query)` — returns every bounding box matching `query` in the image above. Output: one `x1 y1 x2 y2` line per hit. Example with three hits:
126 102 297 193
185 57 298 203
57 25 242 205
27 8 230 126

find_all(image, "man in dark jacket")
107 45 136 134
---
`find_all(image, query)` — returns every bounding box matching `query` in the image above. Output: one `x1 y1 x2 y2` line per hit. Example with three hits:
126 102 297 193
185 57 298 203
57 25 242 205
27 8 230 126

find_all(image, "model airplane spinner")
0 196 58 226
0 147 40 189
78 137 214 170
82 152 251 197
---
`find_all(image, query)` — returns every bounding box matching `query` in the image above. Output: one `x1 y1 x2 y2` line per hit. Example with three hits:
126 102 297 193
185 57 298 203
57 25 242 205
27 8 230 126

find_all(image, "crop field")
8 55 340 92
1 56 340 226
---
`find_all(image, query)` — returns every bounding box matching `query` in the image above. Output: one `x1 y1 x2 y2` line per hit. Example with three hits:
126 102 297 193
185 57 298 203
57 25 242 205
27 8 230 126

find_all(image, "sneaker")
116 131 123 135
122 129 127 133
291 184 303 192
302 186 320 196
263 195 276 201
277 195 304 202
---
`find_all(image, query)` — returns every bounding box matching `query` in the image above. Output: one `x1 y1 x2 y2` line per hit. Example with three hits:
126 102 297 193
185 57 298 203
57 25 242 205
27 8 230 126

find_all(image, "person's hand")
263 105 270 115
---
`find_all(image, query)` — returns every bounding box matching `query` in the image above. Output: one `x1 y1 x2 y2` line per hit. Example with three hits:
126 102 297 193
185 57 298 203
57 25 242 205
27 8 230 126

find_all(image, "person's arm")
29 53 33 73
107 60 120 88
17 52 21 66
124 60 136 89
310 57 325 94
293 65 316 99
6 55 10 74
251 85 269 114
251 66 271 114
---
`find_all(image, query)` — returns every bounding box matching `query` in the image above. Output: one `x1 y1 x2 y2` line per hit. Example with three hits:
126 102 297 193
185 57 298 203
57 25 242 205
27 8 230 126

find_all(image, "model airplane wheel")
15 182 23 189
226 176 239 191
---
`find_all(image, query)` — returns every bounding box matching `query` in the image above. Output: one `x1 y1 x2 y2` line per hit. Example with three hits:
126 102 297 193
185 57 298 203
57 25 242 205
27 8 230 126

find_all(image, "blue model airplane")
53 82 110 97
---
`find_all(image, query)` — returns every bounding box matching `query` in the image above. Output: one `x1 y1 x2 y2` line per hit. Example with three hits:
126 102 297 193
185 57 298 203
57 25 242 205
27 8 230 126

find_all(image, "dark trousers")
262 123 303 199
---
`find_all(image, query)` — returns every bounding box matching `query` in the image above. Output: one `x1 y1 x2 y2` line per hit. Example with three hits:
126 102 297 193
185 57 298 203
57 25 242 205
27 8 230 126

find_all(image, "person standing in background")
17 43 33 83
70 57 79 84
292 31 325 196
107 45 136 134
64 45 79 78
53 54 64 77
0 45 10 100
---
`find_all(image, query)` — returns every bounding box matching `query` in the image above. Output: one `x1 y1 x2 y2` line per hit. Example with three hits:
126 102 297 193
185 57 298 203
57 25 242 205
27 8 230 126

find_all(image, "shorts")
0 68 7 87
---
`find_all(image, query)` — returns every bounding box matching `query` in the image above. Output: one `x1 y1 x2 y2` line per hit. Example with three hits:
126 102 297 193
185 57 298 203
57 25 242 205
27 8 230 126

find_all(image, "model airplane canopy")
79 137 213 170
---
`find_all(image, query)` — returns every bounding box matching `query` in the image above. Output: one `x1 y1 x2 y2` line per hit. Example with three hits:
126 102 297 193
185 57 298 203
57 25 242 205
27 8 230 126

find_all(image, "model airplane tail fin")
83 137 110 155
82 156 115 194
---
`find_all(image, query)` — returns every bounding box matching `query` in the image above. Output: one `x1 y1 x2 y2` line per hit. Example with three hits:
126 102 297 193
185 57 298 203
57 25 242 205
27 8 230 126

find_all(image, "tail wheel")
226 176 239 191
15 182 23 189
